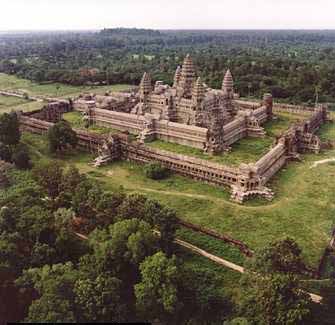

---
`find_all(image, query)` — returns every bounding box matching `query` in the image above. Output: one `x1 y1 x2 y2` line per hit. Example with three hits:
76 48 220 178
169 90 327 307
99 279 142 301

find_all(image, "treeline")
1 29 335 103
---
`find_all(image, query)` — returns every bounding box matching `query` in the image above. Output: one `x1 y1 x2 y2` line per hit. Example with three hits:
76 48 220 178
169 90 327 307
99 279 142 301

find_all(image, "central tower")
177 54 196 98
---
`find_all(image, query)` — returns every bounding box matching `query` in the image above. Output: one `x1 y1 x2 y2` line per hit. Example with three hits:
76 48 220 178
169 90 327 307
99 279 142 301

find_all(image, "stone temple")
19 53 331 202
74 54 273 154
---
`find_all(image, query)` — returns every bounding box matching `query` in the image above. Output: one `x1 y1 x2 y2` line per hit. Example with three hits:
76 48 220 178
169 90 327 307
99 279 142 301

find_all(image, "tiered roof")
140 72 152 94
192 77 205 102
222 69 234 90
179 54 196 97
173 66 181 88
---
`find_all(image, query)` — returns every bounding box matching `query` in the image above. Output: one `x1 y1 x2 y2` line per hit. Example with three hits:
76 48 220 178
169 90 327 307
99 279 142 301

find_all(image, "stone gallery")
74 54 273 154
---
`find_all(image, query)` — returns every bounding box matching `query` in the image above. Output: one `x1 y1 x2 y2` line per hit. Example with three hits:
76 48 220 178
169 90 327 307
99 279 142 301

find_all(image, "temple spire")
140 72 152 95
173 66 181 88
192 77 205 103
222 69 234 98
178 54 196 98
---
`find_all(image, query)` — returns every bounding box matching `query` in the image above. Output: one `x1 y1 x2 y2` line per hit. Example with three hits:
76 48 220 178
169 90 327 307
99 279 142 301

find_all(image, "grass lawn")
0 73 131 98
147 112 304 166
0 94 43 114
62 111 119 135
21 114 335 269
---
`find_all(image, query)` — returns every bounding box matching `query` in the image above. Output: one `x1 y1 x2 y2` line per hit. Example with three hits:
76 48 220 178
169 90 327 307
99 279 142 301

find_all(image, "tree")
17 206 53 242
0 112 20 146
0 207 16 233
47 121 77 153
247 237 306 275
89 218 158 276
74 273 126 322
135 252 180 322
239 273 311 325
238 239 312 325
32 161 63 200
95 190 126 226
25 294 75 323
12 144 31 169
58 165 85 207
16 262 79 317
0 142 12 162
30 243 57 267
145 162 169 180
54 208 75 232
142 199 178 255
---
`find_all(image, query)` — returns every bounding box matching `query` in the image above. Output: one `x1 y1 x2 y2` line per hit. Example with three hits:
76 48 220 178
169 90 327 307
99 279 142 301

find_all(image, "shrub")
145 163 169 180
47 121 78 153
12 144 31 169
0 142 12 162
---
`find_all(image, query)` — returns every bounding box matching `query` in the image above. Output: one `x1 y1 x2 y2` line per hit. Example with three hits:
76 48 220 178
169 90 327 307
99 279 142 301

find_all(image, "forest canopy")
1 29 335 104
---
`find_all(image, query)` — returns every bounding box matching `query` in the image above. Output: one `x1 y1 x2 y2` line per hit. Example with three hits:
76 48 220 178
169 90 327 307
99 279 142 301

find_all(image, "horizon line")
2 28 335 33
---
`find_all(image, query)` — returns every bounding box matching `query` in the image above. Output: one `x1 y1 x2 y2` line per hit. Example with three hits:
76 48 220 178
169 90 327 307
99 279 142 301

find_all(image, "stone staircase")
231 186 274 203
91 154 111 168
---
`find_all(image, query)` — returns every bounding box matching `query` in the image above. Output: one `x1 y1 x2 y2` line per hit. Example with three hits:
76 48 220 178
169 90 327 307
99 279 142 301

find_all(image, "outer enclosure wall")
19 102 329 201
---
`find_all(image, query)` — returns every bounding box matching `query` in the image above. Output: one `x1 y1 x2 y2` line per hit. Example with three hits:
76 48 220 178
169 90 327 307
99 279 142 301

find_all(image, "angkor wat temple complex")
74 54 273 154
17 54 332 203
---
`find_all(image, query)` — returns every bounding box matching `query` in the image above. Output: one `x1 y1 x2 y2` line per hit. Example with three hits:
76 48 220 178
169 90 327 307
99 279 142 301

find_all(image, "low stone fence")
178 219 254 257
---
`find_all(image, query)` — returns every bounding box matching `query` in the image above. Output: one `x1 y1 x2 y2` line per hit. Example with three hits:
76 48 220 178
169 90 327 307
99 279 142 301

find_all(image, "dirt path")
175 237 245 273
75 231 322 303
310 158 335 169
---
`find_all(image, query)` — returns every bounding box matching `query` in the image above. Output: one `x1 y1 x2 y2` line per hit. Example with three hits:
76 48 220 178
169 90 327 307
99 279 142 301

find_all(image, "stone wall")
19 115 105 151
273 103 315 115
18 102 330 203
27 100 72 122
86 107 209 149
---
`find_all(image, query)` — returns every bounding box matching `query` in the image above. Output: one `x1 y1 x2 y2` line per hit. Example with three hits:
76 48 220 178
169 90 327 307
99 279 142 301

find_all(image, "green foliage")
179 263 233 323
12 143 31 169
25 294 75 323
17 262 78 322
238 239 313 325
246 237 306 274
47 120 77 153
145 162 169 180
17 205 53 242
2 30 335 103
32 161 63 199
0 206 16 233
135 252 180 321
239 273 311 325
74 273 126 322
90 219 158 272
0 112 20 146
30 242 57 268
0 142 11 162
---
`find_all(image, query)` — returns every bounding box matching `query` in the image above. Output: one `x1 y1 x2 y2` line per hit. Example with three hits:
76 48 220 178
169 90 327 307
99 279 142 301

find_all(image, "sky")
0 0 335 31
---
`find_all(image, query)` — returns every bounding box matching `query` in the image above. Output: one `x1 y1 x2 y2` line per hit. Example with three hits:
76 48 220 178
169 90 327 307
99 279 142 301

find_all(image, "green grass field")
62 111 119 135
147 112 304 166
0 94 43 114
21 114 335 269
0 73 131 98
